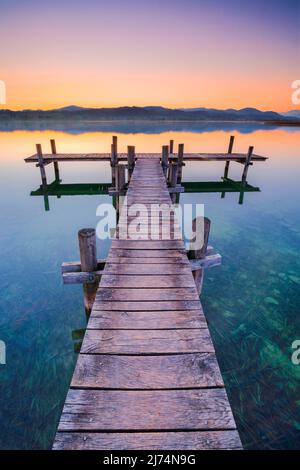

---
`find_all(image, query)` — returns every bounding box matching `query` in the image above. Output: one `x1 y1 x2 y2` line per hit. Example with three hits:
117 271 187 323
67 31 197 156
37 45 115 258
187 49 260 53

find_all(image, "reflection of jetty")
30 179 260 210
25 136 267 450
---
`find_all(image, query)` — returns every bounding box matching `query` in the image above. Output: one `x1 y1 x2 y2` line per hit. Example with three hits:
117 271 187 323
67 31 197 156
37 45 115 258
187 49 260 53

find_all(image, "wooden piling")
111 136 118 188
50 139 60 182
112 136 118 163
78 228 98 316
241 146 254 183
169 140 174 154
177 143 184 183
162 145 169 177
78 228 98 272
36 144 47 189
116 165 126 192
127 146 135 181
189 217 211 295
223 135 235 179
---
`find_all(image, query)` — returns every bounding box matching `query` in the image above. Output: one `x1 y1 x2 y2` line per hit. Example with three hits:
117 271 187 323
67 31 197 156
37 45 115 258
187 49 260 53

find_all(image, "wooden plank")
111 241 184 250
100 274 195 288
103 262 192 274
88 310 207 329
58 388 237 431
71 353 223 389
92 300 201 311
105 257 190 265
80 328 213 354
95 287 199 302
53 430 242 450
107 249 186 258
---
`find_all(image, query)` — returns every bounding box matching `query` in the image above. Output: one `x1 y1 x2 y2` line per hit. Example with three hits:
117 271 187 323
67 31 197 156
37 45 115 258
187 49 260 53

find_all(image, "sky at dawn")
0 0 299 111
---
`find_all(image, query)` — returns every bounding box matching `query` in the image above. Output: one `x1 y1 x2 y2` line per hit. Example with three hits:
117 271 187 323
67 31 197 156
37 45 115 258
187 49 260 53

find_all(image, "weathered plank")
92 300 201 311
96 287 199 302
105 256 190 265
100 274 196 288
107 249 186 258
103 262 192 274
58 388 236 431
53 430 242 450
71 353 223 389
88 309 207 329
81 328 213 354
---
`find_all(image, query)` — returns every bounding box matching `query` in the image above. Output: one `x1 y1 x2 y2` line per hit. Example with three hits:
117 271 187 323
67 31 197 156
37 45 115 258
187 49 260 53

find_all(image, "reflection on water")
0 125 299 449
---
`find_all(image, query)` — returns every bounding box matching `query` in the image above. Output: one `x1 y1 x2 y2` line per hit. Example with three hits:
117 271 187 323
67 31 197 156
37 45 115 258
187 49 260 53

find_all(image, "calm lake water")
0 123 299 449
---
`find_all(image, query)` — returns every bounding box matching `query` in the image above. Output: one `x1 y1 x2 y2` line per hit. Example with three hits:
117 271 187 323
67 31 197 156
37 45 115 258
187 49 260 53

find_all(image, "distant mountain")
281 110 300 119
0 105 298 123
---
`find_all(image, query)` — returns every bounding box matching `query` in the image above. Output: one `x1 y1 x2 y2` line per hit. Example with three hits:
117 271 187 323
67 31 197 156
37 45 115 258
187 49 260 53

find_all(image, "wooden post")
50 139 60 182
78 228 97 272
162 145 169 177
169 139 174 154
112 136 118 164
169 162 178 204
36 144 47 189
223 135 235 179
78 228 98 316
111 136 118 188
116 165 126 192
111 143 116 187
189 217 211 295
177 143 184 183
127 146 135 181
168 162 178 188
241 146 254 183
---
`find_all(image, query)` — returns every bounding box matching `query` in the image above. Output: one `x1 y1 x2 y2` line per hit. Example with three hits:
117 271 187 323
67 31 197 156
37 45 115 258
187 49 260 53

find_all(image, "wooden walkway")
53 158 242 450
26 151 266 164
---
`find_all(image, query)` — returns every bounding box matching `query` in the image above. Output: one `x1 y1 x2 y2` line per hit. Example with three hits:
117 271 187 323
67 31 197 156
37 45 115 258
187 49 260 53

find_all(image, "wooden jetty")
53 154 243 450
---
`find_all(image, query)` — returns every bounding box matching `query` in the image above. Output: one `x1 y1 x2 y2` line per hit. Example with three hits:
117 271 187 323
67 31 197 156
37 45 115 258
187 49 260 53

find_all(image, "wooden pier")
53 156 243 450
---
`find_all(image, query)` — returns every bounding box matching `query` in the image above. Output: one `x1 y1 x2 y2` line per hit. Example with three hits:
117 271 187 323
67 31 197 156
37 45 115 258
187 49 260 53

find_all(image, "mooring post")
241 145 254 183
36 144 47 190
223 135 235 179
169 139 174 154
162 145 169 177
127 145 135 181
50 139 60 182
78 228 98 316
177 143 184 184
189 217 211 295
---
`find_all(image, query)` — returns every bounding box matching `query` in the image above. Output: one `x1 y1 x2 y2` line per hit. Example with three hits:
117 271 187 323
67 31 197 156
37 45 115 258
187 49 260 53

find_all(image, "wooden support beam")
36 144 47 189
62 259 106 273
50 139 60 182
169 139 174 154
63 270 104 284
223 135 235 179
241 146 254 183
127 146 135 181
189 253 221 271
188 217 211 295
162 145 169 177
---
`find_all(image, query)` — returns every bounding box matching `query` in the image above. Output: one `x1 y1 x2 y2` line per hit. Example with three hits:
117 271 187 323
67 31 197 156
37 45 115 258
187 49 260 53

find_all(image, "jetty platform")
52 156 243 450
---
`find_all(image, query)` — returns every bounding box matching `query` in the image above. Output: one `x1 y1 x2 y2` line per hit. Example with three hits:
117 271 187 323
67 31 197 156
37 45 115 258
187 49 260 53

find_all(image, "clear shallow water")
0 125 299 449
